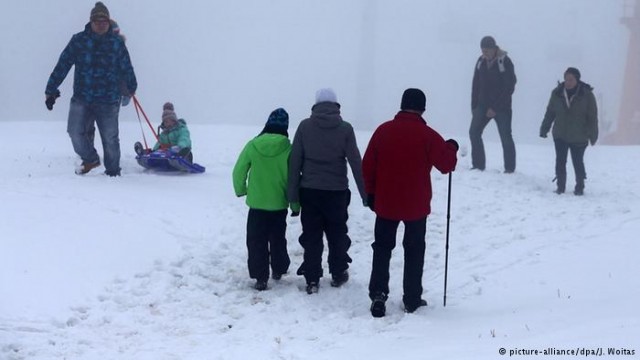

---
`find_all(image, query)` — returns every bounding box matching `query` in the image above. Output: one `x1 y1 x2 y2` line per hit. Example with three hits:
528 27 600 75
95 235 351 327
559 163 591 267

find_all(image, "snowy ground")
1 120 639 360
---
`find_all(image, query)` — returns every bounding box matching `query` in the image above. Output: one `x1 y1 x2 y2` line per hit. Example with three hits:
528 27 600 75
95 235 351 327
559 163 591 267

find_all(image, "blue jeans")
68 98 121 174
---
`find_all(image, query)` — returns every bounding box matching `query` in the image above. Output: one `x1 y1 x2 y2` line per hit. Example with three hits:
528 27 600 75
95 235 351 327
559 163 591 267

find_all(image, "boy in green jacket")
233 108 299 290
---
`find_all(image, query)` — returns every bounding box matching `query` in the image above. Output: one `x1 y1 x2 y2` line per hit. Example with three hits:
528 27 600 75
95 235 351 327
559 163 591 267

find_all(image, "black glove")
540 132 547 138
445 139 459 151
291 210 300 217
366 194 375 212
45 91 60 111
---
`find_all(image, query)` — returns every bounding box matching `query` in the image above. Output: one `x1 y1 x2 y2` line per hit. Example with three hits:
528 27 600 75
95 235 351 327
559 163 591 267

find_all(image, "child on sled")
135 102 193 163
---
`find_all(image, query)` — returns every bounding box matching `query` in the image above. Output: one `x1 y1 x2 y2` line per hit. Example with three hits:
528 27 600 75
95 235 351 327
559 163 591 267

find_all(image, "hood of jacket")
310 102 342 129
251 133 291 158
553 81 594 97
83 22 115 39
159 119 187 133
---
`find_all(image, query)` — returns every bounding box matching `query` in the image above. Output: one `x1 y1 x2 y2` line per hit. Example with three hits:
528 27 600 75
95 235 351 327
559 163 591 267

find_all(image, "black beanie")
400 88 426 112
564 67 581 81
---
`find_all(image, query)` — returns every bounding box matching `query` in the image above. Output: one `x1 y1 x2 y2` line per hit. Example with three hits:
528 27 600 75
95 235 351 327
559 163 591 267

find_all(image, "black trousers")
554 139 587 191
469 107 516 172
246 209 290 281
297 188 352 283
368 216 427 308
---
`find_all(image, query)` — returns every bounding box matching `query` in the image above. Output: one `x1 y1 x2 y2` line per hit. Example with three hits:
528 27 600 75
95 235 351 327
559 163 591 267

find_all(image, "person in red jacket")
362 88 459 317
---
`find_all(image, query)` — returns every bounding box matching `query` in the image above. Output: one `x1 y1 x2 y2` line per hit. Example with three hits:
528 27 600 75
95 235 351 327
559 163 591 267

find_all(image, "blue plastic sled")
136 150 205 174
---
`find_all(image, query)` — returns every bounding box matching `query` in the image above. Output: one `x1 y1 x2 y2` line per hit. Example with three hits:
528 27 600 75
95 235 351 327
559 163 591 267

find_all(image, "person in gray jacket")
288 88 367 294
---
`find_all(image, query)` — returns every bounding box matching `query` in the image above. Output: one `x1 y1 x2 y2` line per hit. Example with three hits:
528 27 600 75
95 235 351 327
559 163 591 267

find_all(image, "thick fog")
1 0 627 143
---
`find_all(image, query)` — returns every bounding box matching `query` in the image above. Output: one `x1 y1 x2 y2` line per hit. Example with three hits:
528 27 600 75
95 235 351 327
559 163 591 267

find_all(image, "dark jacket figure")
233 108 294 291
45 2 137 176
287 88 366 294
363 88 458 317
469 35 517 173
540 67 598 195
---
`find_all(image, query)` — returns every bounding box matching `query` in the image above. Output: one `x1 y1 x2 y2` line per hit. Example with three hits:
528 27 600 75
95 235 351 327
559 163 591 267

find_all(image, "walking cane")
443 172 452 307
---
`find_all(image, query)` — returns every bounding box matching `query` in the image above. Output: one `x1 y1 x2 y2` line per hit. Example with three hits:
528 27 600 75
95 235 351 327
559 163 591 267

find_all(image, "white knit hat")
315 88 338 104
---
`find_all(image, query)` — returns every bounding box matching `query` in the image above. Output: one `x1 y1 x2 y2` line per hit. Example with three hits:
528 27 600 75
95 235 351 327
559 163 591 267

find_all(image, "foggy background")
0 0 627 143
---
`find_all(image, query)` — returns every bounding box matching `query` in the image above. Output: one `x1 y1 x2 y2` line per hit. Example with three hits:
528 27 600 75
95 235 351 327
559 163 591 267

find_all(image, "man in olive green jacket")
233 108 298 291
540 67 598 195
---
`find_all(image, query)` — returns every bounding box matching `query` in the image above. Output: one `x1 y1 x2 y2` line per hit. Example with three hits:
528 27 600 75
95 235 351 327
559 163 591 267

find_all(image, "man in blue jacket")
45 2 137 176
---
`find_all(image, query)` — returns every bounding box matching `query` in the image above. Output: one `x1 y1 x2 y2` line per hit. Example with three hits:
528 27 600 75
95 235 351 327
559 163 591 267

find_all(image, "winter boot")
306 282 319 295
104 169 121 177
254 280 268 291
330 270 349 287
404 299 428 313
272 272 283 281
75 160 101 175
554 174 566 194
134 141 144 156
574 178 585 196
370 293 387 318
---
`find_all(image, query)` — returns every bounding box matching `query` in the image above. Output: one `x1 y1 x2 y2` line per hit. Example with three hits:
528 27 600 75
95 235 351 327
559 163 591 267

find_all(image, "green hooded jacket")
153 119 192 150
540 82 598 145
233 133 296 211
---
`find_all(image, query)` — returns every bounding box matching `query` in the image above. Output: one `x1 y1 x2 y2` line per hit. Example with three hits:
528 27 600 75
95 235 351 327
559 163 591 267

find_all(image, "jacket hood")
251 133 291 158
553 81 594 97
159 119 187 132
83 22 115 38
477 48 508 62
310 102 342 129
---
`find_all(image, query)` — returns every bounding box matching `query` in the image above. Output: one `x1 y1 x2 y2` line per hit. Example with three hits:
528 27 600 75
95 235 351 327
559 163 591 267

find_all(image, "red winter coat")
362 111 458 221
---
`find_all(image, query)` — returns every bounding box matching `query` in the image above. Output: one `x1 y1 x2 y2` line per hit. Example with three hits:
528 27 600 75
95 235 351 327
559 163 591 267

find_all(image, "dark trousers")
368 216 427 307
469 107 516 172
554 139 587 191
246 209 290 281
297 188 352 283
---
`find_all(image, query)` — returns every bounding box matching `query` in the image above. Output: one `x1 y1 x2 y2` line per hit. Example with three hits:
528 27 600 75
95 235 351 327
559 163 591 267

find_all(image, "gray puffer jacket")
287 102 366 203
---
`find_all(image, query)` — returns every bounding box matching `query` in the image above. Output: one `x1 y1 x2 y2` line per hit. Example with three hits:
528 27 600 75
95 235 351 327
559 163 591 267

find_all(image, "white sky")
0 0 628 143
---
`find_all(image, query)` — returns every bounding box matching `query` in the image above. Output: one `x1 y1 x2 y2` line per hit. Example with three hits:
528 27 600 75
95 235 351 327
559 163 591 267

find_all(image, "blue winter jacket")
45 23 137 104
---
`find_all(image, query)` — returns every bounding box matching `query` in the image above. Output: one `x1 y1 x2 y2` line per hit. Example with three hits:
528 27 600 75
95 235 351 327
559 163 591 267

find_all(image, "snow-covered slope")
1 121 638 360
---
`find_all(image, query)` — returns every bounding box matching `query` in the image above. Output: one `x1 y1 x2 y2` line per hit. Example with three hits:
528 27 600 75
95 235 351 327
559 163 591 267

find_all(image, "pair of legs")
554 139 587 194
368 216 427 310
469 107 516 172
68 97 121 175
246 209 290 282
296 188 352 285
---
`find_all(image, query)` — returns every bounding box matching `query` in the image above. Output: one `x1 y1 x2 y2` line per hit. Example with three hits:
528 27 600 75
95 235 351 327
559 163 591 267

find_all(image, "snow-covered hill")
1 120 638 360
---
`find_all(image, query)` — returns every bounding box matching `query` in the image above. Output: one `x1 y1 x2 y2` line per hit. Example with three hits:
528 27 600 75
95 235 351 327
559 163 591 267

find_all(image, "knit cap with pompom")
162 102 178 123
